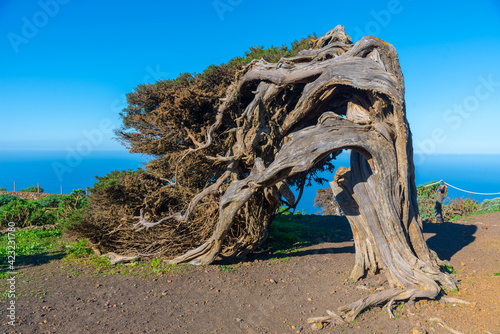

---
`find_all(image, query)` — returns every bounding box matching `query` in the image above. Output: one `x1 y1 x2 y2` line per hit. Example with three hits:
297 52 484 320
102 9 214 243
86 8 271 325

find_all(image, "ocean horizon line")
1 149 500 155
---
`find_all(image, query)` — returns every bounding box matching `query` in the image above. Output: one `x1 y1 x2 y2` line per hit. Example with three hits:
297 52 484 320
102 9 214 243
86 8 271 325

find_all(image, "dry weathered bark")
134 25 457 321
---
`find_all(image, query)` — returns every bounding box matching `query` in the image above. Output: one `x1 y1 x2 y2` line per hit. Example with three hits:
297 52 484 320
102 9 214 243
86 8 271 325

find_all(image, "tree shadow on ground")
216 215 355 264
217 216 477 265
423 220 477 261
0 252 65 273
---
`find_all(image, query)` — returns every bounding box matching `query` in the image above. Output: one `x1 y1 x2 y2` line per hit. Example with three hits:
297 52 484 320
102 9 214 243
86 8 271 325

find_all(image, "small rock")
412 327 426 334
235 318 242 322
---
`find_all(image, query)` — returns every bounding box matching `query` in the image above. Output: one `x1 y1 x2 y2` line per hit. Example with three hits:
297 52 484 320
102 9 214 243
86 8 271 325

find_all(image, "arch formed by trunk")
134 25 457 321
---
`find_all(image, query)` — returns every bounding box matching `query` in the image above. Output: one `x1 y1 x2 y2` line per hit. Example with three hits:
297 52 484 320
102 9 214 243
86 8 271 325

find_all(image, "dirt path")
2 212 499 334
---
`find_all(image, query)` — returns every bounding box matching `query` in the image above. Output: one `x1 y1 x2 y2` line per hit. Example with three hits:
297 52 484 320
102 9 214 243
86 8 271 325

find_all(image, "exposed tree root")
167 237 218 265
429 317 464 334
307 310 346 326
103 252 139 265
438 296 472 305
386 298 396 319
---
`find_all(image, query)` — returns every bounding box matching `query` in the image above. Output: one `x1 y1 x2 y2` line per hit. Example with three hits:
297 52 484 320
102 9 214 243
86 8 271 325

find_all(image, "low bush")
0 190 89 228
20 186 44 193
416 181 441 221
0 199 56 228
444 196 480 220
57 190 88 220
58 208 88 232
0 194 18 207
480 198 500 212
416 181 483 221
37 194 64 208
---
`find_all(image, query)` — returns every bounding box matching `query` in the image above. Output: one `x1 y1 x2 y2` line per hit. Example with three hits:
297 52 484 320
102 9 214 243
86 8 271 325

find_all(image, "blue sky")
1 0 499 155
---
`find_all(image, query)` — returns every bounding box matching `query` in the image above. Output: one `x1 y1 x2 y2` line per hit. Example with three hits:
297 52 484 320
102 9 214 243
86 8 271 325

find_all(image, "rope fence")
420 180 500 196
3 180 500 197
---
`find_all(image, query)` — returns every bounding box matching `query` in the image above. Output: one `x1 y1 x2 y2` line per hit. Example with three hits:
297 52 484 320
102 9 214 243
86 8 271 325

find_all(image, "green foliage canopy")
20 186 44 193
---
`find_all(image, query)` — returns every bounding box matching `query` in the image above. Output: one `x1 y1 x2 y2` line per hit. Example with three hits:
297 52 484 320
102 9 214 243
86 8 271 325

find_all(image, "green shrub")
20 185 44 193
444 196 480 220
0 194 18 207
416 181 481 221
58 208 88 232
0 187 6 191
37 194 64 208
0 199 57 228
416 181 440 220
57 189 88 220
480 198 500 212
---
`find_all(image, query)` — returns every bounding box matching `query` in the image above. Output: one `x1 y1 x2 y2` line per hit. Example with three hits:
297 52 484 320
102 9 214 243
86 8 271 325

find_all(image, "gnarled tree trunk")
135 25 457 321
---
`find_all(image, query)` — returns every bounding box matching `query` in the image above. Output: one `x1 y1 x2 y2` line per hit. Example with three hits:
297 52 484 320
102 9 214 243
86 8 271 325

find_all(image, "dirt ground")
2 212 499 334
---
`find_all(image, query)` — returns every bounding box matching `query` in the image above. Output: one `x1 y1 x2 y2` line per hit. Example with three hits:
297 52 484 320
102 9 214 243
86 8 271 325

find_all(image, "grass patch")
270 257 290 264
445 289 459 294
65 239 93 257
0 272 12 279
448 208 500 221
494 272 500 277
65 252 111 268
444 264 456 274
0 228 63 270
217 264 236 273
0 228 62 258
148 258 183 274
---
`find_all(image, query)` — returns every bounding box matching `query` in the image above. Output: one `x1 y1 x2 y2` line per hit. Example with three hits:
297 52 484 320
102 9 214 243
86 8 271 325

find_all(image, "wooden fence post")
435 181 447 223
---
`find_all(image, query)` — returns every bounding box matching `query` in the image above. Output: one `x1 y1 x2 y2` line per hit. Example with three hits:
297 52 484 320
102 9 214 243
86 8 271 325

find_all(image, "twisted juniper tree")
88 25 457 322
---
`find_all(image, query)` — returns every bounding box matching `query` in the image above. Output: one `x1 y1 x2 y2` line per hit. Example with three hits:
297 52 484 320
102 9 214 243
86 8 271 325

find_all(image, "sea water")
298 152 500 214
0 150 148 194
0 150 499 214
